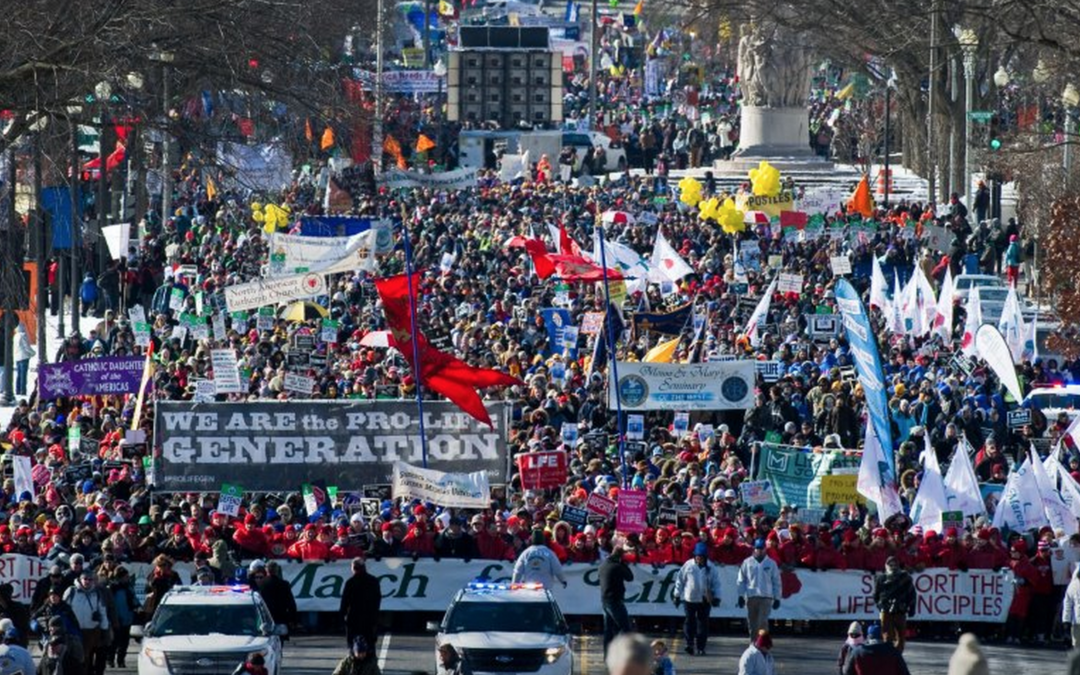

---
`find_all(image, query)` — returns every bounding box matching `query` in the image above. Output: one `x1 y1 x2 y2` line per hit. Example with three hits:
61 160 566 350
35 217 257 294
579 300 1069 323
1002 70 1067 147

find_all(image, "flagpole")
596 224 628 486
399 211 430 468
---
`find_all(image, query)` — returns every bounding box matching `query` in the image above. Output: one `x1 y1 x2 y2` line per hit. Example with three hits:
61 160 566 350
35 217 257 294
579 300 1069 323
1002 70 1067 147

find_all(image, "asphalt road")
90 632 1071 675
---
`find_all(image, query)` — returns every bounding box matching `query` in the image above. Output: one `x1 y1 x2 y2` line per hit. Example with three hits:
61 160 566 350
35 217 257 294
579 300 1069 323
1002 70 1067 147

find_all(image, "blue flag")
834 279 895 472
540 308 576 359
632 303 692 336
298 216 374 237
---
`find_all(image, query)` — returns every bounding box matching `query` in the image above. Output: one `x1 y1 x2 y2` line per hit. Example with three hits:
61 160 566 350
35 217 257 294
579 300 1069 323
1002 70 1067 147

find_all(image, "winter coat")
946 634 989 675
79 276 98 304
13 325 34 362
873 570 916 615
842 641 911 675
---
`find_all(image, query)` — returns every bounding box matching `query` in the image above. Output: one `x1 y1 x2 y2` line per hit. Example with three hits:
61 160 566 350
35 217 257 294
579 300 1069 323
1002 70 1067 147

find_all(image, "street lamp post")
434 59 447 165
883 73 896 208
1063 83 1079 189
958 29 979 220
152 50 175 229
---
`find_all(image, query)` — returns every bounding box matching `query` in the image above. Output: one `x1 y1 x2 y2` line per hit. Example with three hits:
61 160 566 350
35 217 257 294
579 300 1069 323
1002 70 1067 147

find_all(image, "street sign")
967 111 993 122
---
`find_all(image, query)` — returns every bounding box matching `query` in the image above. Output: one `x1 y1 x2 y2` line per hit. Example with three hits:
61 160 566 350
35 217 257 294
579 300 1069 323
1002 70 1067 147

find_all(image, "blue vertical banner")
42 187 73 249
540 308 576 359
834 279 895 473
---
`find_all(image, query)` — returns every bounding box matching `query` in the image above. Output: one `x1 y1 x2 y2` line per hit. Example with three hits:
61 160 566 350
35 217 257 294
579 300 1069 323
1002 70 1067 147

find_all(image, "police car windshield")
149 604 265 637
445 601 560 633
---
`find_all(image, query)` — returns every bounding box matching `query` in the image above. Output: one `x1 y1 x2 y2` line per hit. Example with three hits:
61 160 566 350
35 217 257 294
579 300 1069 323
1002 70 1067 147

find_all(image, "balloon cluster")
251 201 292 234
678 176 703 207
697 196 746 234
748 160 782 197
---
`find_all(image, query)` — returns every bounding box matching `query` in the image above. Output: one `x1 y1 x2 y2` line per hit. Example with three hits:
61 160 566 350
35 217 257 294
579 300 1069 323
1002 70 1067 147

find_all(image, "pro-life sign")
516 451 568 489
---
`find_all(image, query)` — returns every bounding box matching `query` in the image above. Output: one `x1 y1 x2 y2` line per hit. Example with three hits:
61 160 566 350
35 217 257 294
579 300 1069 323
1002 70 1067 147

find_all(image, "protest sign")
516 451 569 490
561 505 588 528
809 314 841 339
210 349 243 394
376 167 480 190
740 480 775 506
755 361 782 382
193 380 216 403
38 357 145 399
830 256 852 276
153 401 509 491
616 490 648 533
777 273 804 294
285 373 316 396
585 492 616 518
321 319 340 344
673 412 690 437
392 461 490 508
217 484 244 517
626 414 645 440
561 423 578 446
580 312 605 335
820 474 866 505
610 361 755 411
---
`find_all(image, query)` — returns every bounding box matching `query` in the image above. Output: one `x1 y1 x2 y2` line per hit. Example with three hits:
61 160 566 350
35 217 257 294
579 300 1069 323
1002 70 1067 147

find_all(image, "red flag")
514 238 622 282
374 274 521 427
558 223 582 256
778 211 807 229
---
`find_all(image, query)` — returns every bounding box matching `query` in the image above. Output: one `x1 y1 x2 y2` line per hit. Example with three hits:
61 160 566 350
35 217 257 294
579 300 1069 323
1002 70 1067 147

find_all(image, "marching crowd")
1 71 1080 675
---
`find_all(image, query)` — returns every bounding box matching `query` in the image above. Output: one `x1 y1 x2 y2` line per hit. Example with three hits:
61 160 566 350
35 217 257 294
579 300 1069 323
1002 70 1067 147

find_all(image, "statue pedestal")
729 106 827 165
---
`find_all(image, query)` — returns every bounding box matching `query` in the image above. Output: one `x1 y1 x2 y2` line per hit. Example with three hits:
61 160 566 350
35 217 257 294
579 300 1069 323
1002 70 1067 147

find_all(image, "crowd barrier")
0 555 1014 622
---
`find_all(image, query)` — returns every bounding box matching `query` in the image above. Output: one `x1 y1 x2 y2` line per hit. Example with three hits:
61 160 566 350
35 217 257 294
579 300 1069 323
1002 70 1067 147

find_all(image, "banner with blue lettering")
834 279 894 471
298 216 375 237
540 308 577 359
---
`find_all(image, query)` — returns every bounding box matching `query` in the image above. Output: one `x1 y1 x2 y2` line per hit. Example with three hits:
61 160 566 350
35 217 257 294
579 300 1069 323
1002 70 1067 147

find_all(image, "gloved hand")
772 599 780 610
672 596 682 608
562 580 568 589
737 597 746 608
710 598 720 608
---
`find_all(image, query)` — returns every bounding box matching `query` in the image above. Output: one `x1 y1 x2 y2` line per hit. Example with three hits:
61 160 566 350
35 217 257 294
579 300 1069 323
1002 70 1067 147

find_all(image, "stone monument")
724 20 828 169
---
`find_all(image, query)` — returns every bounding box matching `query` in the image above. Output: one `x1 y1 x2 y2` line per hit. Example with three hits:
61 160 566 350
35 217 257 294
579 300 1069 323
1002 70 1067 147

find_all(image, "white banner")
354 69 445 94
392 461 490 508
217 142 294 192
0 555 1011 621
376 167 480 190
102 222 132 260
267 231 376 277
609 361 755 411
224 273 327 312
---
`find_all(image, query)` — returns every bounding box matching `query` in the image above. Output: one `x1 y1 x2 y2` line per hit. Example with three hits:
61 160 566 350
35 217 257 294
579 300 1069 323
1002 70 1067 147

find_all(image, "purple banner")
38 357 145 399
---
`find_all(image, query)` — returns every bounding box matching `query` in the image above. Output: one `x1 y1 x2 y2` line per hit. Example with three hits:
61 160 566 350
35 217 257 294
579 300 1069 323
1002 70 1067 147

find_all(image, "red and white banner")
516 451 569 490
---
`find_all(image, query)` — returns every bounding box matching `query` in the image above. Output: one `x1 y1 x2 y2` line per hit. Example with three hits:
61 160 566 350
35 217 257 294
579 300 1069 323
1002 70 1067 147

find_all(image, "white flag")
595 233 650 295
870 255 889 310
648 231 694 284
1055 462 1080 521
900 270 923 335
910 435 948 532
942 435 986 518
975 324 1025 404
744 279 778 348
856 421 903 522
998 284 1027 363
1030 445 1079 535
961 283 982 356
1022 309 1038 364
913 265 939 337
888 270 905 334
992 456 1050 531
934 266 955 343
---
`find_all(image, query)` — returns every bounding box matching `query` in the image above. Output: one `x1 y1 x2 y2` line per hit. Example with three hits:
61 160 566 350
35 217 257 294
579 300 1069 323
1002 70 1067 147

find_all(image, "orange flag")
320 126 335 150
847 175 874 218
304 118 313 142
416 134 436 153
384 135 407 168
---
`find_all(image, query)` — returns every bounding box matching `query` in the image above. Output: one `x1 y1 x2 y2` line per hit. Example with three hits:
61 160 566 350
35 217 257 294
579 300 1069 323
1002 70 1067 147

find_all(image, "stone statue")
737 21 813 109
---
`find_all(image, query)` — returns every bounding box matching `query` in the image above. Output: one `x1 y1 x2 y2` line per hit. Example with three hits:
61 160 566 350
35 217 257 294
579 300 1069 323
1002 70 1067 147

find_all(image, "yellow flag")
643 336 680 363
633 0 644 15
438 0 454 15
205 176 217 201
836 82 855 101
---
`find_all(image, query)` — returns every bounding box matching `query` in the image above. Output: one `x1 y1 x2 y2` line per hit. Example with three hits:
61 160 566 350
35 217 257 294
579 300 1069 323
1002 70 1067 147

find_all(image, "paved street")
88 632 1072 675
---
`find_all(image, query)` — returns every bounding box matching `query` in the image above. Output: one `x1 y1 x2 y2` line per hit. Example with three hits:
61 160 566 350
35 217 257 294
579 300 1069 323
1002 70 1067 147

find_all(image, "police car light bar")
465 581 544 591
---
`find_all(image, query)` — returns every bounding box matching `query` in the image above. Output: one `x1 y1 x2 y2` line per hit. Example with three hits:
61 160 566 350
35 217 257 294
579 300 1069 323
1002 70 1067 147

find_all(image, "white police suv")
429 582 576 675
132 585 287 675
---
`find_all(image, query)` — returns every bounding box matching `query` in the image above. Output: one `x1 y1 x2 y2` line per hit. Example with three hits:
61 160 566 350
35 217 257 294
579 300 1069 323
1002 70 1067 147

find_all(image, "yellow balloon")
748 161 782 197
717 198 747 234
698 197 719 222
252 211 265 223
678 176 703 206
250 202 263 213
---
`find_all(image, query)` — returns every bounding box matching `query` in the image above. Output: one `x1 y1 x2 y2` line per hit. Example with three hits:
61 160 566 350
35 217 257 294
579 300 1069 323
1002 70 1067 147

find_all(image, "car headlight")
143 648 166 668
545 646 567 663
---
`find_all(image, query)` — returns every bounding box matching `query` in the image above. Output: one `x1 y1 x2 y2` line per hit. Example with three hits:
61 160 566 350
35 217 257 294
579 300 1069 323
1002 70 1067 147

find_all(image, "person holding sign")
736 539 782 638
672 542 723 655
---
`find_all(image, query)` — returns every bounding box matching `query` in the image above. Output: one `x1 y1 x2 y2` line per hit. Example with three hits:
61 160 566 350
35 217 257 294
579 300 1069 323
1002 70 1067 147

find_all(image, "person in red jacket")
814 529 846 570
330 528 365 560
934 527 967 570
780 525 816 569
475 519 514 561
233 514 271 558
273 525 300 558
863 529 892 573
712 528 751 565
403 523 436 557
287 524 331 560
1005 540 1039 644
987 528 1010 569
917 530 941 567
1029 541 1055 644
674 531 697 564
964 530 997 570
649 528 677 566
567 533 597 563
840 530 867 570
